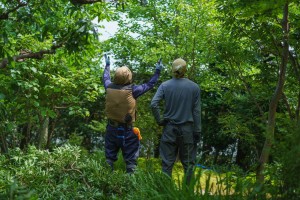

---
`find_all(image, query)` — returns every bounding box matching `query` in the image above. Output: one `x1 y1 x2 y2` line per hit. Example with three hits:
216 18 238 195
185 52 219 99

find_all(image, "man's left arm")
103 54 112 90
132 69 160 98
132 59 162 98
193 88 201 143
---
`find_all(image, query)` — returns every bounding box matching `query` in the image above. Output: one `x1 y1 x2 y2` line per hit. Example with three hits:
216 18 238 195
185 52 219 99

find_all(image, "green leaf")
33 101 40 107
31 67 37 73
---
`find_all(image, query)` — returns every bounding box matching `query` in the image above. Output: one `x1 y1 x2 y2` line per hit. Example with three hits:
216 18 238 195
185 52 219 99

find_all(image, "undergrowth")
0 144 295 199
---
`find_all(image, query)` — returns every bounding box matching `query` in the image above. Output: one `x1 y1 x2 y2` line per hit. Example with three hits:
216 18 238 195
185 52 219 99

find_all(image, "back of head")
114 66 133 85
172 58 187 78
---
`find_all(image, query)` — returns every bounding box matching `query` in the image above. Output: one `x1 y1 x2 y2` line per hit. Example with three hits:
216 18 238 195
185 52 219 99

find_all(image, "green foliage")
126 171 189 200
0 180 37 200
276 124 300 199
0 145 288 199
1 0 300 197
0 145 130 199
0 0 112 150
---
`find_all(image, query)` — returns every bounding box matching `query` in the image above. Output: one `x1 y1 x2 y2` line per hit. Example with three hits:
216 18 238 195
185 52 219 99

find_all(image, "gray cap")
172 58 187 78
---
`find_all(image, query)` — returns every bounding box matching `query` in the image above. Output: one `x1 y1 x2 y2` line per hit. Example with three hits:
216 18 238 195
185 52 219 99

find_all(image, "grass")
137 157 227 195
137 157 265 198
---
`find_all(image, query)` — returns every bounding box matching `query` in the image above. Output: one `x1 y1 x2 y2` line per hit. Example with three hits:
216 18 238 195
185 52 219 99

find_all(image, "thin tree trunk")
256 2 289 184
282 93 293 120
0 133 8 153
20 121 32 150
37 116 49 149
296 92 300 123
188 15 201 81
46 117 56 150
213 149 219 164
288 50 300 123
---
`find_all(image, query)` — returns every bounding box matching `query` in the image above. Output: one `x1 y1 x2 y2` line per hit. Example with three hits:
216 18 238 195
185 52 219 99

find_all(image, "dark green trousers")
160 122 196 184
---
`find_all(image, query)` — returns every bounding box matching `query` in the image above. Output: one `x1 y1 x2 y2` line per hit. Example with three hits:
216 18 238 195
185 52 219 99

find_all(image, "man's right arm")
150 84 164 125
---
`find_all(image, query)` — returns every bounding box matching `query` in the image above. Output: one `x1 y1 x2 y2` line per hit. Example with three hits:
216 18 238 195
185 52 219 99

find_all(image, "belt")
108 119 133 128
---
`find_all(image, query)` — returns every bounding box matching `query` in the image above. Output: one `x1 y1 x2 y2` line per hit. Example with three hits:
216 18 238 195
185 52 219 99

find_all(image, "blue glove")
155 58 163 71
104 54 110 65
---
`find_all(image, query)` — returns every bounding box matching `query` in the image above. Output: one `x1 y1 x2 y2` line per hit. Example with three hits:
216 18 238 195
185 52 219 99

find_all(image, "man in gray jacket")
150 58 201 184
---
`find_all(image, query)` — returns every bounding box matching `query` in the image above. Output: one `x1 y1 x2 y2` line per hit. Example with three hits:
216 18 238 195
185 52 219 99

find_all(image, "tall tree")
215 0 300 184
0 0 112 150
257 1 289 184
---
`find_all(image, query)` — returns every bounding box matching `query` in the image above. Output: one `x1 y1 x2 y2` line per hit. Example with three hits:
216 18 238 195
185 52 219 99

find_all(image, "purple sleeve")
132 69 160 99
103 64 112 90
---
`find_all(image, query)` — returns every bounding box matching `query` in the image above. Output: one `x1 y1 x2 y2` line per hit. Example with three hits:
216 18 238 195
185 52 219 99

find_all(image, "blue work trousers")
105 125 140 173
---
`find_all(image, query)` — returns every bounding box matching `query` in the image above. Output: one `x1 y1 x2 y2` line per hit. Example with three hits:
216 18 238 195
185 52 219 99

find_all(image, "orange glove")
133 127 142 140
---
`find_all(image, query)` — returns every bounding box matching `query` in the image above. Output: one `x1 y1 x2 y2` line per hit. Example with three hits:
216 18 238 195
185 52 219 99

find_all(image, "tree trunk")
236 140 249 170
46 117 56 150
297 92 300 123
20 122 32 149
288 49 300 123
256 2 289 184
37 116 49 149
0 133 8 153
213 149 219 164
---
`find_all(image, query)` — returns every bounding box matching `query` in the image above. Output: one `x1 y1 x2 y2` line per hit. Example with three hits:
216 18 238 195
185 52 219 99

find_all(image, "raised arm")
103 54 112 90
132 59 163 98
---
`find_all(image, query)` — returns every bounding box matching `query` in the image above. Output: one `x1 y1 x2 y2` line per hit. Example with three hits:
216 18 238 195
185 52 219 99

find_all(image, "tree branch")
70 0 103 5
0 1 28 20
289 50 300 83
282 92 294 120
0 43 63 69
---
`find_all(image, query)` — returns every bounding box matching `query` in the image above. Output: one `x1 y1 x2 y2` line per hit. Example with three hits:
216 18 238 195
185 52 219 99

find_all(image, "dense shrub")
0 144 290 199
0 145 131 199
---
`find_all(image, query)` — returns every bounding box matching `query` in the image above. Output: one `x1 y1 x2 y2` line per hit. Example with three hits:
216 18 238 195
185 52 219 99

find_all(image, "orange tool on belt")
133 127 142 140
